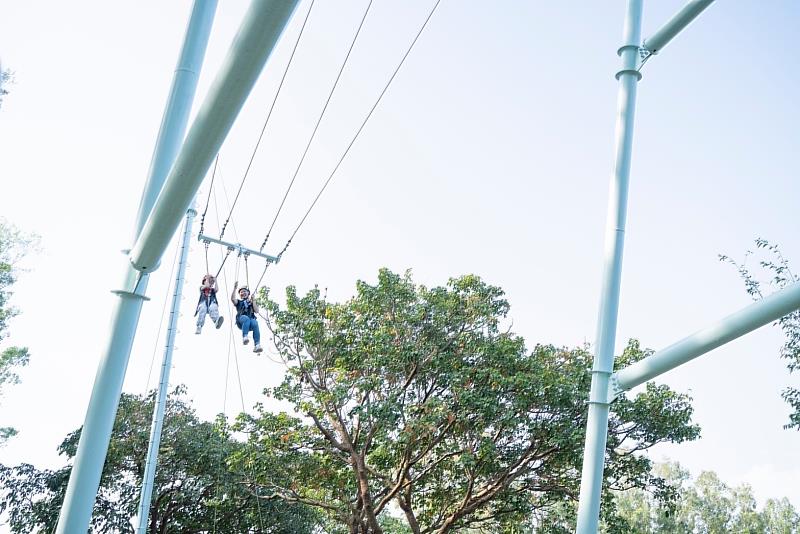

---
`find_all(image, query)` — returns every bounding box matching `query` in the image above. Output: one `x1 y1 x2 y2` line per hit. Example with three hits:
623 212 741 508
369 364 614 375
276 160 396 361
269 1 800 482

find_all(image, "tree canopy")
721 238 800 430
0 388 318 533
0 68 12 109
613 461 800 533
0 219 37 446
231 268 700 533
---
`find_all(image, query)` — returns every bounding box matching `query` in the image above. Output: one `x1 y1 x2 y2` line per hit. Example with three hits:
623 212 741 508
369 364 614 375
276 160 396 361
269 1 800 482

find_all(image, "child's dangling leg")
208 302 224 329
196 303 208 334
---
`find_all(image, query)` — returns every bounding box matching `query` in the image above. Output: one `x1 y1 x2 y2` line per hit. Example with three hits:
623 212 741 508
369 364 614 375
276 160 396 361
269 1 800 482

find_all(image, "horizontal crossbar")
197 233 279 263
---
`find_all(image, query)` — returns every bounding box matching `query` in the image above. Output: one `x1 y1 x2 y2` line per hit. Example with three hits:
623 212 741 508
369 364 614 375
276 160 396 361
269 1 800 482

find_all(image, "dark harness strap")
194 290 218 316
236 299 255 320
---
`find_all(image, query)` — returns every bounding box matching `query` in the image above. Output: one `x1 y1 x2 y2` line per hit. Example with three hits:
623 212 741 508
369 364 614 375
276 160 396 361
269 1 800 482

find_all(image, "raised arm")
231 281 239 304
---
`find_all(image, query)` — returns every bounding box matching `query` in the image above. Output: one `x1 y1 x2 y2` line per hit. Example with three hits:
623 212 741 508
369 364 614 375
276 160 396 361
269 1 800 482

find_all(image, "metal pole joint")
110 289 151 301
587 370 614 406
616 44 644 80
607 373 624 403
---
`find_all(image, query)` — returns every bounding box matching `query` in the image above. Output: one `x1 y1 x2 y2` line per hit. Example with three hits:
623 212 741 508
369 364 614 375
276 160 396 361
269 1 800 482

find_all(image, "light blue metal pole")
129 0 300 273
55 2 217 532
135 205 197 533
613 282 800 395
575 1 642 531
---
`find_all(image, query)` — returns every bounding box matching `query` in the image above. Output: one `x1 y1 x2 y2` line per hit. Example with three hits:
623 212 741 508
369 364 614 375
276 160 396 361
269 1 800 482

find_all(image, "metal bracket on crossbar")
607 373 624 403
197 233 279 264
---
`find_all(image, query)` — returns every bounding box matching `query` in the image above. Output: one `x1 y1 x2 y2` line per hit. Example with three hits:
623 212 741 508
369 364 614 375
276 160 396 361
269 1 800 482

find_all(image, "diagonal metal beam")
643 0 716 54
129 0 300 273
612 282 800 398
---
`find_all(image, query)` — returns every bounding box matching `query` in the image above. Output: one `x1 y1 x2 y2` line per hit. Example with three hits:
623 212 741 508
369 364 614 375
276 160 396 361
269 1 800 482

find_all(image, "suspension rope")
230 331 266 531
199 154 219 237
254 263 270 297
213 247 233 280
217 0 317 241
276 0 443 260
203 165 237 279
216 236 266 532
206 146 269 534
212 220 231 534
234 251 242 283
244 254 250 288
259 0 374 252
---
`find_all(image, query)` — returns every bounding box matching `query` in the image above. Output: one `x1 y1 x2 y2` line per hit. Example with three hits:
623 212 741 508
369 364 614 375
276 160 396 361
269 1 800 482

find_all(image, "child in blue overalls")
231 281 263 353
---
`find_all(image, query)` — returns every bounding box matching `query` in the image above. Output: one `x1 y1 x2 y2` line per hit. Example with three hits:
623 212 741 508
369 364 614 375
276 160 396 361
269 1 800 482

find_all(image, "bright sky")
1 0 798 521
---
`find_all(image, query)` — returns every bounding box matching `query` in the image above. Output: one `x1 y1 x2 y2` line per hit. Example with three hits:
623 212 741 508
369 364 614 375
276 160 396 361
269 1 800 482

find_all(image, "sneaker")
253 344 263 353
215 316 224 329
195 326 202 334
243 337 250 345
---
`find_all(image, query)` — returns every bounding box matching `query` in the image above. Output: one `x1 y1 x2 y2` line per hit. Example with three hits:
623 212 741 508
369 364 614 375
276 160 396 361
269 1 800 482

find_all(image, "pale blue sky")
0 0 798 518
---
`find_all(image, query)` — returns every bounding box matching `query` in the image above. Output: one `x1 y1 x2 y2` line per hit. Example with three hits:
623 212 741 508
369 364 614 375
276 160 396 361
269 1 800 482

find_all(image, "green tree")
762 498 800 533
0 219 37 445
0 66 12 109
721 239 800 430
0 388 318 533
234 269 700 533
613 461 799 533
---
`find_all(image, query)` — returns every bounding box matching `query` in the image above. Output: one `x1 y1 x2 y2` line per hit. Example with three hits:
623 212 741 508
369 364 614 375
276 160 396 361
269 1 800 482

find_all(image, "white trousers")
196 301 220 327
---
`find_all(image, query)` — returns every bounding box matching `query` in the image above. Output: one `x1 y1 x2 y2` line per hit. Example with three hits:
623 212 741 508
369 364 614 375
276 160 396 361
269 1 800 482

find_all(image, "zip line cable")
259 0 375 253
217 165 240 244
199 154 219 237
202 165 238 279
213 162 269 296
276 0 443 260
217 0 317 241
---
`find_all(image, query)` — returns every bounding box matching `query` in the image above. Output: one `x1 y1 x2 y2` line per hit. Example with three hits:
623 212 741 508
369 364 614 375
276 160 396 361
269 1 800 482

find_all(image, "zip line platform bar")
197 233 279 263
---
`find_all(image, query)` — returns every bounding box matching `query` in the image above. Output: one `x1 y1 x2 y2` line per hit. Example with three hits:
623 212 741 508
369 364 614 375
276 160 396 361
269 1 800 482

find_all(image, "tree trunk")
397 493 421 534
351 452 383 533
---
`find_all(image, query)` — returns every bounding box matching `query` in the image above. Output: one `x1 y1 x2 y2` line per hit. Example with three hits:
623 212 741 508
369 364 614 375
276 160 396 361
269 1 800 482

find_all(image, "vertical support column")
135 205 197 533
575 1 643 532
55 2 217 533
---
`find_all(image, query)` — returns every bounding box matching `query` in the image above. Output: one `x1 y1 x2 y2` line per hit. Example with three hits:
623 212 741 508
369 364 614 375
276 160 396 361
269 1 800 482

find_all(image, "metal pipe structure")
198 233 280 263
56 3 217 532
134 2 219 239
643 0 715 54
575 1 642 532
613 282 800 396
135 206 197 533
129 0 300 274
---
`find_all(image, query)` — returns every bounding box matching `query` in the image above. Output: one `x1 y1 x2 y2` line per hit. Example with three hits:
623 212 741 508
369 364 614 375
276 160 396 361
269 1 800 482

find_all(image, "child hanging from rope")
231 281 263 353
195 274 224 334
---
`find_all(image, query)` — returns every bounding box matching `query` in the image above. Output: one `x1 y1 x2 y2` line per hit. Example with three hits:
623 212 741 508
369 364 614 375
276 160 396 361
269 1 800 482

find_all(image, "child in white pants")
195 274 224 333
